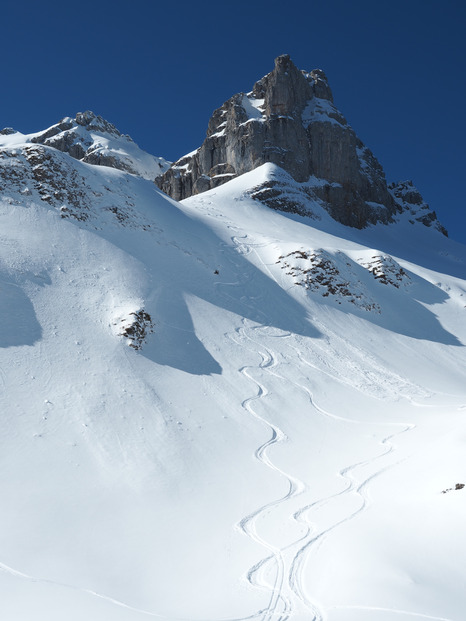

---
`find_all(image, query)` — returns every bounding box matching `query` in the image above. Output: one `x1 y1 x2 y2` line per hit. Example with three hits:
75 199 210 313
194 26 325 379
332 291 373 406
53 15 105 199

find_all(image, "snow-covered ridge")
0 111 170 181
0 141 172 231
244 163 446 239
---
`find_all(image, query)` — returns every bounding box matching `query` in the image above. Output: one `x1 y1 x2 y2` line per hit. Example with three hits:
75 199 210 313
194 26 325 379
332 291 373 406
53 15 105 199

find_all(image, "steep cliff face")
156 55 397 228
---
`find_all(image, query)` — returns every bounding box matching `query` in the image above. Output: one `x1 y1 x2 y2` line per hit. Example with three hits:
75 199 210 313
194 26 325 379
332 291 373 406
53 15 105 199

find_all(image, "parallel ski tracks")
220 229 420 621
234 327 300 621
234 319 416 621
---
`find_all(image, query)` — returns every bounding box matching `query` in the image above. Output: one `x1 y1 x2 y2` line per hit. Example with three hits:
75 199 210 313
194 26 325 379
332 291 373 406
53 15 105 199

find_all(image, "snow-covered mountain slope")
1 137 466 621
0 111 170 180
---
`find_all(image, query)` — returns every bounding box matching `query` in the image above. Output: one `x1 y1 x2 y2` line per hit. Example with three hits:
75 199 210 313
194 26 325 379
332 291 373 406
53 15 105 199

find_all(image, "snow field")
0 157 465 620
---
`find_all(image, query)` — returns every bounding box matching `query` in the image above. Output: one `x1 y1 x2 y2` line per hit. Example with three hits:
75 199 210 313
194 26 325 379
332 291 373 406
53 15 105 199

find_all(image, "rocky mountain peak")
275 53 293 70
156 55 444 233
262 54 313 117
74 110 124 138
156 55 399 228
306 68 333 101
2 111 171 181
251 58 333 106
389 180 447 235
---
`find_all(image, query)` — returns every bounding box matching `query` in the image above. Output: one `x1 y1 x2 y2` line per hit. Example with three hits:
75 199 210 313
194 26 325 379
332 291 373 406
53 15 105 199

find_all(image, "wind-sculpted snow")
0 126 466 621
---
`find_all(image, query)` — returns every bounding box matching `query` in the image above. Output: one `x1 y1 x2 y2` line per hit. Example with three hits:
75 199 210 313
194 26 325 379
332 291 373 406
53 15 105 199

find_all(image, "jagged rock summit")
2 111 170 181
157 55 444 232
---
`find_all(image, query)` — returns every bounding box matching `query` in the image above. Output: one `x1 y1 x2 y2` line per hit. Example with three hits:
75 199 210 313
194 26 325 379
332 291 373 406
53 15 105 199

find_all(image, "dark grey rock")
31 120 74 144
75 110 122 138
389 180 447 235
156 55 397 228
25 111 170 180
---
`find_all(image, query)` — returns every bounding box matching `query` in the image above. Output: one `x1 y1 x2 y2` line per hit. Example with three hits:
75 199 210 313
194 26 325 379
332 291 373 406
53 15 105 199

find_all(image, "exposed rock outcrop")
389 180 447 236
276 247 413 311
0 144 157 229
115 310 154 350
29 111 170 180
156 55 397 228
360 255 410 288
276 248 380 311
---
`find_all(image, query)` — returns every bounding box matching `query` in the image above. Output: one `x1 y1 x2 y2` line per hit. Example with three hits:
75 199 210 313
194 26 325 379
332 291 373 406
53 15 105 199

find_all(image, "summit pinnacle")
156 55 396 228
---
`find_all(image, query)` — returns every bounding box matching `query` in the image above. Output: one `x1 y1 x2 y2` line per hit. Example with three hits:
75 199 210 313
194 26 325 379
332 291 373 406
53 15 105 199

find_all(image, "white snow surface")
302 98 347 128
241 95 265 122
0 114 170 180
0 142 466 621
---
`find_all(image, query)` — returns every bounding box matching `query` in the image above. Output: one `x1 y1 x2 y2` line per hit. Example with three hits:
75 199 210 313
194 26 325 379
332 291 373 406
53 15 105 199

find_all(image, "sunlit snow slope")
0 139 466 621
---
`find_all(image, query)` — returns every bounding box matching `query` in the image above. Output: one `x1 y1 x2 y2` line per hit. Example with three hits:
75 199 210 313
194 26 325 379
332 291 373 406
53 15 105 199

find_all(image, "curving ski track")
219 229 424 621
236 319 418 621
234 329 302 621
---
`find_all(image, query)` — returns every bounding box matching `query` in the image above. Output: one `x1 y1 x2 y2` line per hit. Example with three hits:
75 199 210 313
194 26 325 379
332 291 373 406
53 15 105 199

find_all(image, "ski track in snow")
0 559 169 619
287 422 414 619
217 227 424 621
0 559 267 621
234 328 299 621
243 323 415 621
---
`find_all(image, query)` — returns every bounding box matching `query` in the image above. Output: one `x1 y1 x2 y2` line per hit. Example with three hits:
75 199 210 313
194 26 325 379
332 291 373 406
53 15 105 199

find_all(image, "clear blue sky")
3 0 465 243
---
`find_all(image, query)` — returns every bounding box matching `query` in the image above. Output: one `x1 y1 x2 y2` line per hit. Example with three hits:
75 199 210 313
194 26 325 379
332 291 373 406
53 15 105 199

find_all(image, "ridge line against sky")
2 0 465 243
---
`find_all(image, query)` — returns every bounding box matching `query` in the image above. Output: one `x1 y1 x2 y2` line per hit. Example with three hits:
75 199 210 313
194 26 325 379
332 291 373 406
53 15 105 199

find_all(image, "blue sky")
3 0 465 243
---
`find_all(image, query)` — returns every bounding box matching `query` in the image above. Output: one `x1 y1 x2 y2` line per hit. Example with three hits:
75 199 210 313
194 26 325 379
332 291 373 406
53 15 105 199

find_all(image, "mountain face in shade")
156 55 443 232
